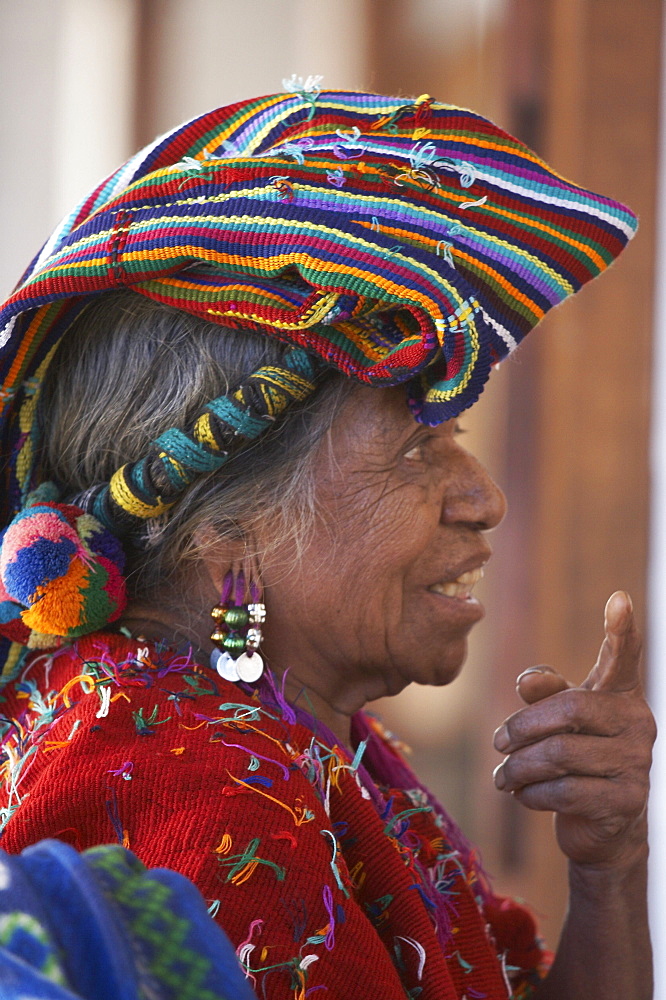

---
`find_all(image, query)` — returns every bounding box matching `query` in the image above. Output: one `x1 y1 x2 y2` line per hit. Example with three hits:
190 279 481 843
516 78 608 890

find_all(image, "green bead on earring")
224 606 250 628
221 633 246 655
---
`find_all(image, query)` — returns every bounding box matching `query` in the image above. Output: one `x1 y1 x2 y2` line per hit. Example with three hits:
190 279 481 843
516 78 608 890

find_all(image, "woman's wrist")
566 814 649 886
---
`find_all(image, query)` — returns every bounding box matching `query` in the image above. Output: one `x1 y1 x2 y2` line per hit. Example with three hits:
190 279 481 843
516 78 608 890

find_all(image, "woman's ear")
193 526 241 596
193 526 262 599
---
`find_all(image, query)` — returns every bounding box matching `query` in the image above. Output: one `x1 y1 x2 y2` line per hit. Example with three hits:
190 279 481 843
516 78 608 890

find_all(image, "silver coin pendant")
235 651 264 683
211 648 240 682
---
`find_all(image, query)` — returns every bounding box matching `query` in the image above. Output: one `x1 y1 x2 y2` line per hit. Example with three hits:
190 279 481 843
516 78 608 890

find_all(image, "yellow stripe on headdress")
109 466 172 519
193 412 222 450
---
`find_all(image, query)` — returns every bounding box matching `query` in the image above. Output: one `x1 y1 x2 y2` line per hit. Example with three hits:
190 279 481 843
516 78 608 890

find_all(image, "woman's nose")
443 451 507 530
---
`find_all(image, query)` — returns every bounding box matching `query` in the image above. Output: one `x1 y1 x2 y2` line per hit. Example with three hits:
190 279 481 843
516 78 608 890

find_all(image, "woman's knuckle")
559 689 585 727
504 717 519 744
626 722 657 761
628 779 650 812
553 775 577 809
545 733 569 765
642 710 658 744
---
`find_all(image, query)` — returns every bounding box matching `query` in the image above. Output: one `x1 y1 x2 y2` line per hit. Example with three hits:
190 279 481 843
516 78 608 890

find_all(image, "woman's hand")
492 591 656 868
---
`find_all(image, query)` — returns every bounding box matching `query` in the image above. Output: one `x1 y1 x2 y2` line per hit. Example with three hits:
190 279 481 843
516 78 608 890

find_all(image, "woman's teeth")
429 567 484 598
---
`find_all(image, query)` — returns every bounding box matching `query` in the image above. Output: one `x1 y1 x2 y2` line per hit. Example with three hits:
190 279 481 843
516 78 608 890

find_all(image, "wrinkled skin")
494 591 655 871
255 384 507 729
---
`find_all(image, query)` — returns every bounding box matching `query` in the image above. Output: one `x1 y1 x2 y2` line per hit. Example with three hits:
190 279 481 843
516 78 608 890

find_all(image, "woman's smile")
428 563 486 600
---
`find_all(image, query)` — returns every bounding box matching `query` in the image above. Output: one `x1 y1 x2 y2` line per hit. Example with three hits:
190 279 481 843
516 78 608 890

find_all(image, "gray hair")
38 289 354 600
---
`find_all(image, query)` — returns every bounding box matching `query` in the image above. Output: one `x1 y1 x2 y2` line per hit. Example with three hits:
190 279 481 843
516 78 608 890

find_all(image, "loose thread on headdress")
460 195 488 210
281 75 323 119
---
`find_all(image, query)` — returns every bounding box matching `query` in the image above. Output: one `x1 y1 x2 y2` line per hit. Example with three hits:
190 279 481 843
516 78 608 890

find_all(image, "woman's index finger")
494 686 627 752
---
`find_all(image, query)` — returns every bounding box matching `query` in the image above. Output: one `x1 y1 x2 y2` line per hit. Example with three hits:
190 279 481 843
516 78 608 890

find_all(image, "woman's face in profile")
259 385 507 706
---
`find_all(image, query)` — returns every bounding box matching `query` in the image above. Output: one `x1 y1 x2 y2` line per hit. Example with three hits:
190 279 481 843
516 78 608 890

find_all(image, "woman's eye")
403 442 426 461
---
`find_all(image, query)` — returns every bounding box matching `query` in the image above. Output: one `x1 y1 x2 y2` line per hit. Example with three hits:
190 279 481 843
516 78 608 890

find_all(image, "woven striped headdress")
0 88 637 665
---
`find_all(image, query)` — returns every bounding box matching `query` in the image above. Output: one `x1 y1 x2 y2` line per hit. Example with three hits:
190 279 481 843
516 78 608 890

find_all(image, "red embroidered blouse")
0 634 550 999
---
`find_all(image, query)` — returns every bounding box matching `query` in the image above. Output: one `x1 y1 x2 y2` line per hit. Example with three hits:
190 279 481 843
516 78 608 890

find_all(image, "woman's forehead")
333 384 452 452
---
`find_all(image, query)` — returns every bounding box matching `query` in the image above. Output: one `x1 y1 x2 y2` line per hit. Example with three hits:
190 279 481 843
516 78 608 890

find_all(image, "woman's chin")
397 641 469 689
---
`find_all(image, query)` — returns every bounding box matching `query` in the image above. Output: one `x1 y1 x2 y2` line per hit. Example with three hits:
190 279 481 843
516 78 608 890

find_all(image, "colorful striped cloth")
0 89 637 528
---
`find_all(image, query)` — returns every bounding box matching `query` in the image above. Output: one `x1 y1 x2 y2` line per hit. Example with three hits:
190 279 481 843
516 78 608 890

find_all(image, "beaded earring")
210 570 266 684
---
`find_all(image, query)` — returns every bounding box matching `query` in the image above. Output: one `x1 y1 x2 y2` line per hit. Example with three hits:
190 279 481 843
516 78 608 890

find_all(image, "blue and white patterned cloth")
0 839 256 1000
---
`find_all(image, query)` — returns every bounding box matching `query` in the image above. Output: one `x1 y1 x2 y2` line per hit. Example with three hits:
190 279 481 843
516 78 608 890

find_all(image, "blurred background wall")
1 0 664 987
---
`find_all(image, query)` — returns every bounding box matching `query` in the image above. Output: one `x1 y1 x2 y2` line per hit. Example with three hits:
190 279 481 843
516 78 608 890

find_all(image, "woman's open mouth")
428 566 484 600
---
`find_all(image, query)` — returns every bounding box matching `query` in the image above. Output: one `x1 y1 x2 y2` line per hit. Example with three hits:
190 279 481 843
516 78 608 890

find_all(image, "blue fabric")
0 840 257 1000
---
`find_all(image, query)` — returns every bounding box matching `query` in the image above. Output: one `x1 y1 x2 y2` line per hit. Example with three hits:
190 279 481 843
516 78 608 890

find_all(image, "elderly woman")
0 90 654 1000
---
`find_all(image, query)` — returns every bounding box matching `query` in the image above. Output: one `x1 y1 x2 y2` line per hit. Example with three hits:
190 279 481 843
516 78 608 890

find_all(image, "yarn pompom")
0 503 127 642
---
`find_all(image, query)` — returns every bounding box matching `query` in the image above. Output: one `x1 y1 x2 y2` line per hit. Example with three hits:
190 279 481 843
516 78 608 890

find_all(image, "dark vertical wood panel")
131 0 163 149
534 0 660 665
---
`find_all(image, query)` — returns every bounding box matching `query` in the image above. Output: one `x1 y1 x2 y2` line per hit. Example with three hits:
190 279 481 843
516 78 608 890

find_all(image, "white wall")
0 0 371 299
0 0 138 297
648 15 666 999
